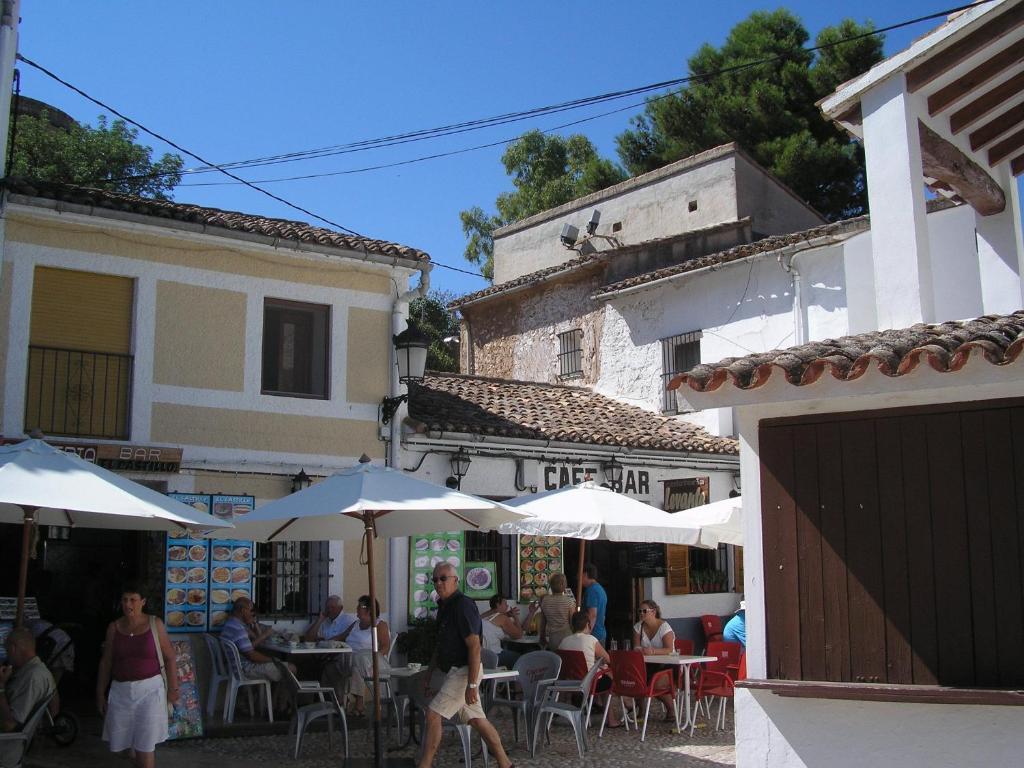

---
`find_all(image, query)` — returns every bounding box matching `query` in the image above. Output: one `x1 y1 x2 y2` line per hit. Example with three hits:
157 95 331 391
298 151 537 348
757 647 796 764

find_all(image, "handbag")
148 615 175 718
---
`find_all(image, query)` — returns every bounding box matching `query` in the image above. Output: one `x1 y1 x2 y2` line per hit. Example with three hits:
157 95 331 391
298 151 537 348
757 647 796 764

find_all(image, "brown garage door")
760 397 1024 687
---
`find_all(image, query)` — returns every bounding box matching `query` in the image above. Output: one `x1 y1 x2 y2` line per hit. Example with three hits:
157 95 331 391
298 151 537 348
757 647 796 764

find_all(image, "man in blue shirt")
581 563 608 644
723 601 746 648
304 595 357 642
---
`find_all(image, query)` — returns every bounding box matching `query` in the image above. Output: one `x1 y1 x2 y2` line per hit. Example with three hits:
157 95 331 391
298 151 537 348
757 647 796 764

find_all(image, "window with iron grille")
557 329 584 379
253 541 332 618
660 331 702 413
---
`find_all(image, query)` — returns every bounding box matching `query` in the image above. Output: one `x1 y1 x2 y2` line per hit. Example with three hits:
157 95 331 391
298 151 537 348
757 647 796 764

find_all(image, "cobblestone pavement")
26 708 736 767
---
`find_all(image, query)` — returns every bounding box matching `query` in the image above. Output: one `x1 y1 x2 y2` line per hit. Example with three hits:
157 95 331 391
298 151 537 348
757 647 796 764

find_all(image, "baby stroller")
31 623 79 747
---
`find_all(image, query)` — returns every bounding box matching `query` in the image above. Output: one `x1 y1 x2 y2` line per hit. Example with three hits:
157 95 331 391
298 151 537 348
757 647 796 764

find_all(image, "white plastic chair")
280 663 348 758
0 690 54 768
202 633 230 717
531 659 607 758
219 637 273 724
410 669 489 768
487 650 560 751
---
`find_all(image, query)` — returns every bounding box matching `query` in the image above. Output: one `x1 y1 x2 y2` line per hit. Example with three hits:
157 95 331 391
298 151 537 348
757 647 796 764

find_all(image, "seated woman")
558 611 620 727
336 595 390 717
480 595 537 669
632 599 676 719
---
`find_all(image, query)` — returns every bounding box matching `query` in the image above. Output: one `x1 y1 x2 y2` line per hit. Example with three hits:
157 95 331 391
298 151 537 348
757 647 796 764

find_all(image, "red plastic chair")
599 650 677 741
692 641 742 733
555 649 610 728
700 614 724 649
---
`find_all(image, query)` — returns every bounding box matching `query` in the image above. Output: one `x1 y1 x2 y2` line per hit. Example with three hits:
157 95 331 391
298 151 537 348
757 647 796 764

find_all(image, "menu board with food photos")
518 534 563 603
408 531 464 621
165 534 210 632
167 637 203 739
211 493 254 521
207 540 254 632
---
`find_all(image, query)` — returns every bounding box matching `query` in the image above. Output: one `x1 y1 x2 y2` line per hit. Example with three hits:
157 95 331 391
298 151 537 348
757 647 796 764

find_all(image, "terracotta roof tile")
4 179 430 262
670 311 1024 394
410 372 738 455
449 253 602 309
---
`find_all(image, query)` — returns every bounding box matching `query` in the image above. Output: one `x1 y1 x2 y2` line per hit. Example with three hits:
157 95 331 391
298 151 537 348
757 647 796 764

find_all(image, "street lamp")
602 456 623 488
381 319 430 424
450 447 472 489
291 468 312 493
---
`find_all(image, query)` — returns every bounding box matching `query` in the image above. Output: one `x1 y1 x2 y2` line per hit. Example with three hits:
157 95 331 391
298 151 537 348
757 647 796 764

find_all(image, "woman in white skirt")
96 583 179 768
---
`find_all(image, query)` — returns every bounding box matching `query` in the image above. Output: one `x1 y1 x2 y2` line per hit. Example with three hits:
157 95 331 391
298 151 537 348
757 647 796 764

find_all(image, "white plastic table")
644 654 716 731
261 639 353 656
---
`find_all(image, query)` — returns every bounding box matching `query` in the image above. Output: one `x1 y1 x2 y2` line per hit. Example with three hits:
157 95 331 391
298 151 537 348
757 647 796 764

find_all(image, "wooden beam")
928 44 1024 115
1012 153 1024 176
835 103 862 127
969 102 1024 150
989 127 1024 165
919 121 1006 215
950 69 1024 133
907 2 1024 93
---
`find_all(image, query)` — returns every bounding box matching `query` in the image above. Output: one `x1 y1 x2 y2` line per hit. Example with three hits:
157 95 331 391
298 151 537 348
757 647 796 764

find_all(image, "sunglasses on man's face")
432 575 455 583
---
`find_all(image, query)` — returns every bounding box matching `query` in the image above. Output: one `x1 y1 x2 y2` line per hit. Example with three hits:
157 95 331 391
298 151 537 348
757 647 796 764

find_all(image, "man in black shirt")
418 563 513 768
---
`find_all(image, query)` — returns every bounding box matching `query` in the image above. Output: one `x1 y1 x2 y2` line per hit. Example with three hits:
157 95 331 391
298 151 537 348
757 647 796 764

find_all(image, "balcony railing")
25 345 133 439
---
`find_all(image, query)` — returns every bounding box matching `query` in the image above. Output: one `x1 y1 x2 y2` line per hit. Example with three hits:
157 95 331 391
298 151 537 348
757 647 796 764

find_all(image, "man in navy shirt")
582 563 608 644
418 563 513 768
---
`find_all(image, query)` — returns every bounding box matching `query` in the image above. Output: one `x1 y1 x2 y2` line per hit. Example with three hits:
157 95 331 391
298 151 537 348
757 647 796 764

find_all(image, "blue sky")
16 1 1012 298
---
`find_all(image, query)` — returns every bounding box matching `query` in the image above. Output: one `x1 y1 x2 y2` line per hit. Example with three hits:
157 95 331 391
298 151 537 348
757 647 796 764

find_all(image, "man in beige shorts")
417 563 513 768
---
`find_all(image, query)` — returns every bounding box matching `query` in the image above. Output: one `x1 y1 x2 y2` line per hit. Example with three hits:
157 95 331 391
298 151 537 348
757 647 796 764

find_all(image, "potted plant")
395 617 438 664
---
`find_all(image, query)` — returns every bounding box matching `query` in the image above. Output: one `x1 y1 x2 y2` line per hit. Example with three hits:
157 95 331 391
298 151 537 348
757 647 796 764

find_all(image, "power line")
15 53 367 238
100 0 990 187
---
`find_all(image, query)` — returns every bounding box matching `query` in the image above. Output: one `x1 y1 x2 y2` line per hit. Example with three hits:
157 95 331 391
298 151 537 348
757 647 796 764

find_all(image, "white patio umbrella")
678 495 743 548
497 480 717 601
208 454 531 768
0 438 233 625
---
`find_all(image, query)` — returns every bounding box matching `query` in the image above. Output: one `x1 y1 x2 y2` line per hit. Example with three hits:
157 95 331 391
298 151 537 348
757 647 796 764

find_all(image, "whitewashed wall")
725 372 1024 768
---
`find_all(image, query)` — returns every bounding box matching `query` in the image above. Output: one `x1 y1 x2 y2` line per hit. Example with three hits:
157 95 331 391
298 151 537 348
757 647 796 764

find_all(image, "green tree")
461 130 626 279
409 290 460 373
616 11 883 220
10 112 183 199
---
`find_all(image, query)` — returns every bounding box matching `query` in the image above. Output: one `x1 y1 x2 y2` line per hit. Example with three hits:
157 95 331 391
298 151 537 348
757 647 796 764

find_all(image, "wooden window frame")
261 298 331 399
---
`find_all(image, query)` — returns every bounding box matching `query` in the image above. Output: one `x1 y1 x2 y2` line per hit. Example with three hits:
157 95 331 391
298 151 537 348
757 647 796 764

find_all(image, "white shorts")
102 675 169 753
428 665 486 724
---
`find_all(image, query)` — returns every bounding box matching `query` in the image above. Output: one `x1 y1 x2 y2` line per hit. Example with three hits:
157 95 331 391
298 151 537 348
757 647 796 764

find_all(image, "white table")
388 666 518 683
262 640 353 656
644 654 716 732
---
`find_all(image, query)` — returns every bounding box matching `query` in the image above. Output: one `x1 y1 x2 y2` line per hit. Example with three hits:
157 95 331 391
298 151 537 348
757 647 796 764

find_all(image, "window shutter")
734 546 744 593
664 545 690 595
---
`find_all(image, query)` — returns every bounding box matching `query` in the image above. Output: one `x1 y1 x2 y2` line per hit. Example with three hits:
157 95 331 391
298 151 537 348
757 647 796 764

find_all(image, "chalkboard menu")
630 543 666 577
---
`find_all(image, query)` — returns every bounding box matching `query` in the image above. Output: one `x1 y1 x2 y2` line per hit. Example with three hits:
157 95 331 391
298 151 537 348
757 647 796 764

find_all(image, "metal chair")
409 669 488 768
280 663 348 759
486 649 560 751
202 633 230 717
219 637 273 724
0 690 55 768
531 654 608 758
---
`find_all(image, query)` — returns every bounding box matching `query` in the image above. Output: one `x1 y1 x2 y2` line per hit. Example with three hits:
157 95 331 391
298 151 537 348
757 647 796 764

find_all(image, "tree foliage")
461 130 625 279
615 11 883 220
10 113 183 199
409 290 460 373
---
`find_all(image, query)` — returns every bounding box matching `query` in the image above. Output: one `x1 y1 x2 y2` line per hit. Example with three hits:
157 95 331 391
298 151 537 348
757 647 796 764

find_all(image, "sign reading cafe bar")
543 463 650 495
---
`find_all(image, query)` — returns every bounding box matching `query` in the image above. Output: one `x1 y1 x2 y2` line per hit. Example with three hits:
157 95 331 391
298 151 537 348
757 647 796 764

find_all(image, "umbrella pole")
363 513 384 768
576 538 585 612
15 507 37 628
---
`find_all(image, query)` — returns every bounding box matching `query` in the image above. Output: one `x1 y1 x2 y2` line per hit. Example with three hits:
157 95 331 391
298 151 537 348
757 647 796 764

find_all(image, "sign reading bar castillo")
1 438 182 472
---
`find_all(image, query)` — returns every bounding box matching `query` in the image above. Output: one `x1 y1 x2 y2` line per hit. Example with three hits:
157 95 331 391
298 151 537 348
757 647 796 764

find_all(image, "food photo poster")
408 531 464 621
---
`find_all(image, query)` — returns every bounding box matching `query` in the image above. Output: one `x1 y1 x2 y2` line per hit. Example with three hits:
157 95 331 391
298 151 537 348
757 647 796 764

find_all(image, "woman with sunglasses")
632 599 676 719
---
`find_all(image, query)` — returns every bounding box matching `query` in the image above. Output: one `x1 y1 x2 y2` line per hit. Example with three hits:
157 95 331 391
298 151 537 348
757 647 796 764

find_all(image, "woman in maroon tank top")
95 583 179 768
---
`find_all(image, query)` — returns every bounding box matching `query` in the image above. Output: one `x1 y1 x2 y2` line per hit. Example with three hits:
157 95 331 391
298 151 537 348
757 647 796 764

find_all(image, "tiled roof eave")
670 311 1024 397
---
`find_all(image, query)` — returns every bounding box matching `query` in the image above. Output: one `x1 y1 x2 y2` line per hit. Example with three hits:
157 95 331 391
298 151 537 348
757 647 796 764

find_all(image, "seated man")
723 601 746 648
221 597 295 716
0 627 56 767
304 595 357 642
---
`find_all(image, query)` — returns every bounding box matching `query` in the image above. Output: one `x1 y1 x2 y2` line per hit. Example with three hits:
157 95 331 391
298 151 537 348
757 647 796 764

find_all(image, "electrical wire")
87 0 993 187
